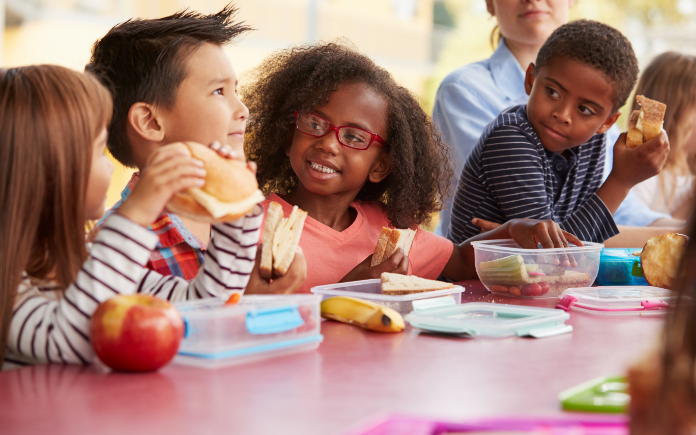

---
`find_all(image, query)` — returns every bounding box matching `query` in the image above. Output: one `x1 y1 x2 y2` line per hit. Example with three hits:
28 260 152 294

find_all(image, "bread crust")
370 227 392 267
274 209 307 276
635 95 666 142
380 272 454 295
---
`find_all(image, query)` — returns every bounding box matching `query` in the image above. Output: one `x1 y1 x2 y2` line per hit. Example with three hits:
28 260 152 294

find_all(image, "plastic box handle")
246 306 304 335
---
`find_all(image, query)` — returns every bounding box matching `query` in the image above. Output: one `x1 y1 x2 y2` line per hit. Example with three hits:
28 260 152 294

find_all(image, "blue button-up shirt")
433 38 670 236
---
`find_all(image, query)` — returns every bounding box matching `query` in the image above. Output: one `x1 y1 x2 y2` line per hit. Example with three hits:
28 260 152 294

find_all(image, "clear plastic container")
597 248 648 286
471 239 603 299
557 286 676 316
311 279 465 315
173 294 322 369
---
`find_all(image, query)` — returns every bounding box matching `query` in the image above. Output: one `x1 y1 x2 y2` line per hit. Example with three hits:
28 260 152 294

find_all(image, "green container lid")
559 376 628 413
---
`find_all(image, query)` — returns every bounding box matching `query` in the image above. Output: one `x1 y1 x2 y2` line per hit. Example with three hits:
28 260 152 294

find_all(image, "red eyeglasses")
294 112 386 150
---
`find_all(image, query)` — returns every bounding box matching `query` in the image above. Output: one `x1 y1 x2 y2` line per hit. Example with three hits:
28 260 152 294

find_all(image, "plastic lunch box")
471 239 603 299
404 297 572 338
556 286 676 315
173 294 323 369
597 248 648 286
311 279 465 315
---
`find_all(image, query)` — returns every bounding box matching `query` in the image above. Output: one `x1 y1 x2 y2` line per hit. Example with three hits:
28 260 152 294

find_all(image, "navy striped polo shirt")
447 105 619 244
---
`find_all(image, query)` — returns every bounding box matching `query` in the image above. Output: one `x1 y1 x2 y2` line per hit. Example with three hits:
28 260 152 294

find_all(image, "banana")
320 296 404 333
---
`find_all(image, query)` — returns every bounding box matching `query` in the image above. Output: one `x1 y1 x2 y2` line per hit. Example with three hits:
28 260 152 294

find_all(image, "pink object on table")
0 279 662 435
342 414 627 435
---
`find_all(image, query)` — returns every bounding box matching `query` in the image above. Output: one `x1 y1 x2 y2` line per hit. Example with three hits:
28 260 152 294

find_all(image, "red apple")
90 294 184 372
641 233 689 290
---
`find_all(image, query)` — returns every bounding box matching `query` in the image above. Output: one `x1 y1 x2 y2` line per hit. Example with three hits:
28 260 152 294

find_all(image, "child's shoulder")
476 105 540 153
439 59 497 92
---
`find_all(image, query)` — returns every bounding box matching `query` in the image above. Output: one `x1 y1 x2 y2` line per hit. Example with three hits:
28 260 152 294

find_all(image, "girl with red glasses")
242 43 580 293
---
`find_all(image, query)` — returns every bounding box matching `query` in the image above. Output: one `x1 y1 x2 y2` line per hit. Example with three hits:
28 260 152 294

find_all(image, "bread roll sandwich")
371 227 416 267
626 95 667 149
165 142 265 222
260 201 307 278
381 272 454 295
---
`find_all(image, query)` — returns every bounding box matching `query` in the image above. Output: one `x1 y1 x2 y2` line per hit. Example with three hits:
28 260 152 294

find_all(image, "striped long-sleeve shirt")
448 105 619 244
4 208 262 370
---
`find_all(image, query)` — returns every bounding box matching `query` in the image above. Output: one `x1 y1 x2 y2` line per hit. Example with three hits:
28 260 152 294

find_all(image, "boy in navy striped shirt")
448 20 670 244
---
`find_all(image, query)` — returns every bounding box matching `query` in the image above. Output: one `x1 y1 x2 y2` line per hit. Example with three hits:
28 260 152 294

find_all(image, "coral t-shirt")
260 193 453 293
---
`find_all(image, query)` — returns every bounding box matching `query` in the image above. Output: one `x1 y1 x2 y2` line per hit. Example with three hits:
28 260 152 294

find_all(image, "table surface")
0 281 663 435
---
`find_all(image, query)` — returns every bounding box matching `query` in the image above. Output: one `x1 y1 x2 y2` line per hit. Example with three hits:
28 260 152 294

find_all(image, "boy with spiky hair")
87 5 306 293
448 20 670 244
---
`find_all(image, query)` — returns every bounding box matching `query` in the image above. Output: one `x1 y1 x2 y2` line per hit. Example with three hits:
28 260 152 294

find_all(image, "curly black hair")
242 42 452 229
86 4 252 168
535 19 639 111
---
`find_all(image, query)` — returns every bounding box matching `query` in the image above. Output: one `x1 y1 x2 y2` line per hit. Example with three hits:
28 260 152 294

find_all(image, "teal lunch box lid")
405 298 572 338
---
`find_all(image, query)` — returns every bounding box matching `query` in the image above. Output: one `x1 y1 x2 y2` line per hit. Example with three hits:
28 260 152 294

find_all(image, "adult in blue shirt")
433 0 683 246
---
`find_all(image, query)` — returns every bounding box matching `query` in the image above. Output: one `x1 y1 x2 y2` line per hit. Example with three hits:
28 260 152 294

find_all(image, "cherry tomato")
520 283 542 297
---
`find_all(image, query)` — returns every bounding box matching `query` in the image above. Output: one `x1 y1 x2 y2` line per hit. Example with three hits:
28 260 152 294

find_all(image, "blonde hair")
0 65 112 363
631 52 696 209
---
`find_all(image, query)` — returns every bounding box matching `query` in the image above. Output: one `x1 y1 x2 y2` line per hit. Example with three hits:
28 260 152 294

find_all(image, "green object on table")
632 260 644 278
558 376 629 413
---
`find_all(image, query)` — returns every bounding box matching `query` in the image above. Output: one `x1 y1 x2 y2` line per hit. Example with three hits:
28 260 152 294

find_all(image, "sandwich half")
381 272 454 295
260 202 308 278
370 227 416 267
626 95 667 149
260 202 283 279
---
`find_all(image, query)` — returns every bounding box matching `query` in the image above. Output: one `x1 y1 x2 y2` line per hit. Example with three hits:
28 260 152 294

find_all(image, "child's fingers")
561 230 583 247
379 248 406 274
550 226 573 267
145 156 207 181
393 253 409 275
533 224 561 266
143 154 204 179
472 218 501 233
164 175 206 194
273 251 307 294
147 145 192 167
247 161 258 176
150 165 207 191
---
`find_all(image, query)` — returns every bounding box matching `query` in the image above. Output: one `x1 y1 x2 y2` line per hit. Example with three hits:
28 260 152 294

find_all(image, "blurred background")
1 0 695 207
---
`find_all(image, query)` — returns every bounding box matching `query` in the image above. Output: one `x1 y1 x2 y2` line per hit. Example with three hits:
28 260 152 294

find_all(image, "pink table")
0 281 662 435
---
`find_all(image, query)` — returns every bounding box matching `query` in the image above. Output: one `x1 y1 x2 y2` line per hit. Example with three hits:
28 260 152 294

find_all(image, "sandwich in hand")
626 95 667 149
165 142 265 222
260 201 307 279
371 227 416 267
381 272 454 295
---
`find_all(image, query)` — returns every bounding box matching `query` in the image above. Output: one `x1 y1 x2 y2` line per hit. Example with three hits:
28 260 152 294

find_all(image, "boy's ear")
596 110 622 135
368 151 391 184
485 0 495 16
524 63 536 96
128 102 165 143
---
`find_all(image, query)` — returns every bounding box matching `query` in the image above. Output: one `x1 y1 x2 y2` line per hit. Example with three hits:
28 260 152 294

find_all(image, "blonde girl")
631 52 696 220
0 65 263 370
